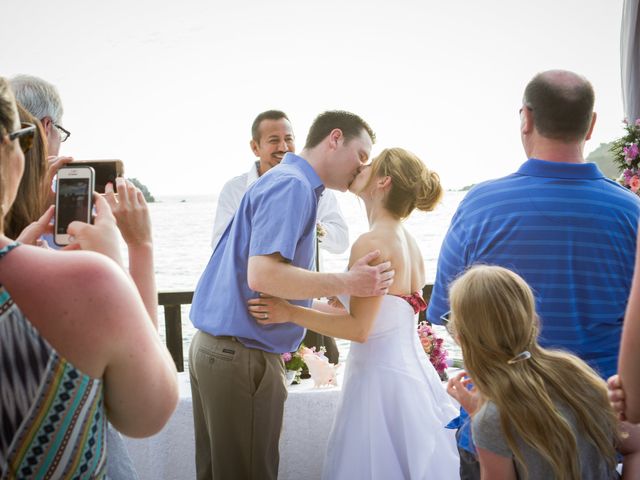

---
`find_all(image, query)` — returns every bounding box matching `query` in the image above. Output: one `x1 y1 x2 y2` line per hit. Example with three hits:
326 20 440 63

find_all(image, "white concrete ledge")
124 372 342 480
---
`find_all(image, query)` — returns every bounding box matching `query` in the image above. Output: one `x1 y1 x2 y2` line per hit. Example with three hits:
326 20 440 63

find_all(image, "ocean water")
149 190 467 367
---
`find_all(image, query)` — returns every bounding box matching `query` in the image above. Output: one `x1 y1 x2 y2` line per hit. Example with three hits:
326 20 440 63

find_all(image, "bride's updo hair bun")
415 168 443 213
367 147 443 219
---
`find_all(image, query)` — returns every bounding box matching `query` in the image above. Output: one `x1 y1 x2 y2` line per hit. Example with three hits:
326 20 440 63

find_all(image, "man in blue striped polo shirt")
428 70 640 479
189 111 395 480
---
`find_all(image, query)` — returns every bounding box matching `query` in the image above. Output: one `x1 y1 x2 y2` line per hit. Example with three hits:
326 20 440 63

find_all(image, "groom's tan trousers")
189 331 287 480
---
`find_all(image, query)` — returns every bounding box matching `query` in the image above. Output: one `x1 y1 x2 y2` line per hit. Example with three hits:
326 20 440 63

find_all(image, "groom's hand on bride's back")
347 249 394 297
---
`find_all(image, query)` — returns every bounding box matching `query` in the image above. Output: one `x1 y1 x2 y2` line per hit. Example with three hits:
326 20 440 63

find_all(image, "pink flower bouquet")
417 321 449 381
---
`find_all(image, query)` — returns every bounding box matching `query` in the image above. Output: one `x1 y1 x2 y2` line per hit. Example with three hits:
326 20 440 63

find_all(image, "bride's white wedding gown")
322 294 460 479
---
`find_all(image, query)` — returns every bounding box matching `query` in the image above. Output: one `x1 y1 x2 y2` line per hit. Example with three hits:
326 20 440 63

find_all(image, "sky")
3 0 627 195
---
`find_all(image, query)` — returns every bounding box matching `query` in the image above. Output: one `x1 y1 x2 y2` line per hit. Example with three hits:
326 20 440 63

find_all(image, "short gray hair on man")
9 74 64 123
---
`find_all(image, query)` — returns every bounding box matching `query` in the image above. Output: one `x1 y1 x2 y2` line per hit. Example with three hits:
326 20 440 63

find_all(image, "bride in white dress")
249 147 460 479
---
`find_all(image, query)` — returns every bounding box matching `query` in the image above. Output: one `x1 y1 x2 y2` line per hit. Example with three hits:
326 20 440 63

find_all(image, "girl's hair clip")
507 350 531 365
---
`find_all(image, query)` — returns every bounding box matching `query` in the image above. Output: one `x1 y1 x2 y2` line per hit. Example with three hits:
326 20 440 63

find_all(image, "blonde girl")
446 265 640 480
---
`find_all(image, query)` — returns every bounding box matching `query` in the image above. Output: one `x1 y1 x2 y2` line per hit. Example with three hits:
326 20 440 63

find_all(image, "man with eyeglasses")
427 70 640 479
9 75 70 157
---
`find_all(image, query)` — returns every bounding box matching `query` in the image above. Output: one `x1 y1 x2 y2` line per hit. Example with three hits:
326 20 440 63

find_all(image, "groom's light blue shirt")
190 153 324 354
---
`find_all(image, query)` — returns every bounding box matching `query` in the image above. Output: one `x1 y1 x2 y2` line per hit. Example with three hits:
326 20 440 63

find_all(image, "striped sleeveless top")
0 242 107 479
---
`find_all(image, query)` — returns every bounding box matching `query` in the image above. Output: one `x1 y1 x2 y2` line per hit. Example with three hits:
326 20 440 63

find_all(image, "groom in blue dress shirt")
189 110 394 480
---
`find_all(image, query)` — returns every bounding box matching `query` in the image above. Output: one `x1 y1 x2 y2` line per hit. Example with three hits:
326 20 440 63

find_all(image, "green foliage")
285 353 306 371
586 142 617 179
610 122 640 174
128 178 155 203
282 343 308 371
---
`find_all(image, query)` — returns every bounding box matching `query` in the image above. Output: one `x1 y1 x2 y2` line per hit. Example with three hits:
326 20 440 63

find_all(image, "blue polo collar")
282 152 325 198
517 158 605 180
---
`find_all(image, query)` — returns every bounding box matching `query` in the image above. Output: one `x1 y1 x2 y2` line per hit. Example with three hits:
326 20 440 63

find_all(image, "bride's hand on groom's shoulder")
446 371 480 416
248 294 292 325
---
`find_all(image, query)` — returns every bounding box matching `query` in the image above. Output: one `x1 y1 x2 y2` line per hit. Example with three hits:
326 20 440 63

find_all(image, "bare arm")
91 259 178 437
619 230 640 423
105 178 157 326
619 422 640 480
476 447 517 480
250 296 381 343
6 246 178 438
67 197 176 436
247 248 394 299
248 237 386 342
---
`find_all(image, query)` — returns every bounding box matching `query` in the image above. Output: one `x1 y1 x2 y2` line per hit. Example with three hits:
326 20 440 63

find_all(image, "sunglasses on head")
8 122 36 153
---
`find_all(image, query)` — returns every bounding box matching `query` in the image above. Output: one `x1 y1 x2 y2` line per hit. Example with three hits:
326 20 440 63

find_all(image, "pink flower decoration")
281 352 292 362
635 119 640 126
624 144 640 162
630 176 640 193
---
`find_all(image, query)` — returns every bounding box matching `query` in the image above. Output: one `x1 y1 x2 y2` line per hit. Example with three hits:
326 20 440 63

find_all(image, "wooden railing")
159 291 193 372
159 284 434 372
